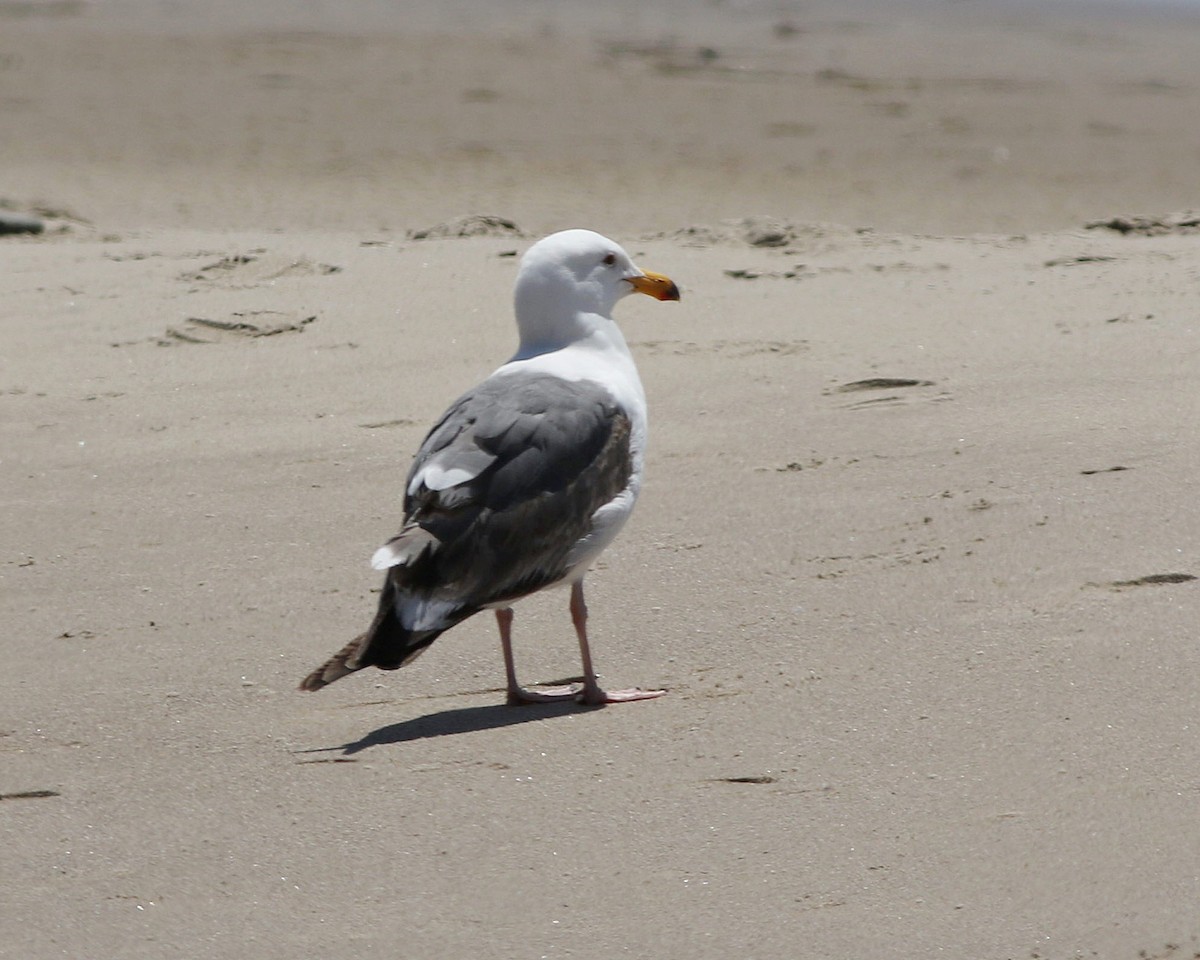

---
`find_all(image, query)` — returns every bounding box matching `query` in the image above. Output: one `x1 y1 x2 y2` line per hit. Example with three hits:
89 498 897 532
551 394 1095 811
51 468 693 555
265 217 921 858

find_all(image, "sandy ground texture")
4 1 1200 959
4 0 1200 236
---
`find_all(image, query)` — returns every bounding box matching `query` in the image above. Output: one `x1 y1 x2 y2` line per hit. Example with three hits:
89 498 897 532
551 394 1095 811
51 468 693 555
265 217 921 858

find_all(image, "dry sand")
3 1 1200 958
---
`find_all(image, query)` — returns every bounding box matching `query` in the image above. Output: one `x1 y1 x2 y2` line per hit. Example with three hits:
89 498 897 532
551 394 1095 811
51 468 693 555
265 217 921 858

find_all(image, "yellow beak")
627 270 681 302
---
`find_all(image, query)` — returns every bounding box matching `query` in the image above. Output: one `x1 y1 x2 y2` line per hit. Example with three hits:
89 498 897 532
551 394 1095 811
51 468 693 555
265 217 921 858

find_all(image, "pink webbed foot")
507 682 667 707
506 684 582 706
575 683 667 706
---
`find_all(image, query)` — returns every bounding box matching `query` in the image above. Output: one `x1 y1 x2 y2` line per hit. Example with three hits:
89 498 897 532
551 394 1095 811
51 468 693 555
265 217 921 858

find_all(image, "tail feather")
299 573 462 692
299 634 367 691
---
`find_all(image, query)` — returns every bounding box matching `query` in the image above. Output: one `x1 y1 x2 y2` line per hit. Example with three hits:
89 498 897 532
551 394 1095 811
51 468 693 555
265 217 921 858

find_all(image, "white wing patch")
371 543 403 571
370 527 438 571
406 462 485 497
398 596 461 632
419 464 479 492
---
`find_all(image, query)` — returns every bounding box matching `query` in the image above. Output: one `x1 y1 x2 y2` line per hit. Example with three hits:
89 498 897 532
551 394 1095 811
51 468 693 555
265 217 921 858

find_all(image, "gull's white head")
513 229 679 354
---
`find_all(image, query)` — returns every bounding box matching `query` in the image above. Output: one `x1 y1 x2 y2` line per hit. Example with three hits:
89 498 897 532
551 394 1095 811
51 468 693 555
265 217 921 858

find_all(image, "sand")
3 1 1200 958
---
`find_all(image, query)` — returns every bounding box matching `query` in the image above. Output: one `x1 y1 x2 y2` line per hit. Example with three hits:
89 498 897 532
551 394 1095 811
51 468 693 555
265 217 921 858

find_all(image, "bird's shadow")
301 700 596 757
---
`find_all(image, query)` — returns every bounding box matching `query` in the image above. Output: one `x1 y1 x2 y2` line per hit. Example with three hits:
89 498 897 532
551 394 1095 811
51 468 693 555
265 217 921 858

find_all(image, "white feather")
409 463 479 494
371 544 402 571
398 596 461 632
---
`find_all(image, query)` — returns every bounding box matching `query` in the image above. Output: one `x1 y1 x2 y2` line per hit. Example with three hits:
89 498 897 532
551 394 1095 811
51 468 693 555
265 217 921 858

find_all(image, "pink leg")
570 580 666 706
496 608 578 706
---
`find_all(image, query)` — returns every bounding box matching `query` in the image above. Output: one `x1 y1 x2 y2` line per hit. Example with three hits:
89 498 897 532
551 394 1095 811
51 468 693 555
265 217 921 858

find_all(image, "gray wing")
377 372 633 608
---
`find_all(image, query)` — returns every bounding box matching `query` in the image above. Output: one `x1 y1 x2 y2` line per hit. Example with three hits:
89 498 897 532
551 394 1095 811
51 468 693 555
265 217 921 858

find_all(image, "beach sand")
3 2 1199 957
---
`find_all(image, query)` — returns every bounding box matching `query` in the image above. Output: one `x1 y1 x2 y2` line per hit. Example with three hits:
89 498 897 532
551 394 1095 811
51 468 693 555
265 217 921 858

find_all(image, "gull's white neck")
498 313 646 446
512 310 630 362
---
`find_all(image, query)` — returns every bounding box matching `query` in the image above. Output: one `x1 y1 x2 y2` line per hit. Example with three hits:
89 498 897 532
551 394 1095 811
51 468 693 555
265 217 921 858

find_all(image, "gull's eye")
602 252 617 266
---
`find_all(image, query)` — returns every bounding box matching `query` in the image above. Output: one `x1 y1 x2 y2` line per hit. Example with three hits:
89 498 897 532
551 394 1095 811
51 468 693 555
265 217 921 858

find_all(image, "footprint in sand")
830 378 945 409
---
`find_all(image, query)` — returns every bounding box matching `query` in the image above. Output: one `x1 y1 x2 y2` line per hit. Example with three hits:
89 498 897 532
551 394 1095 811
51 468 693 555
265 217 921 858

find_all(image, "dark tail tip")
298 636 364 691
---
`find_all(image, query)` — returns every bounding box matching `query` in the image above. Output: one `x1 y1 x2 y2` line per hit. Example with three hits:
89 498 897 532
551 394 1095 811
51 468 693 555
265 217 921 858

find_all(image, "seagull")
300 229 680 705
